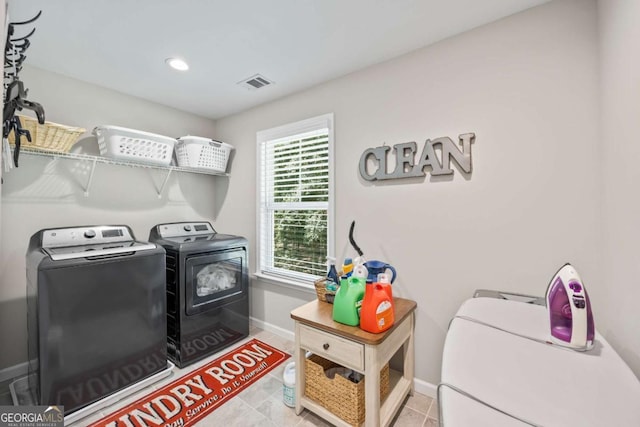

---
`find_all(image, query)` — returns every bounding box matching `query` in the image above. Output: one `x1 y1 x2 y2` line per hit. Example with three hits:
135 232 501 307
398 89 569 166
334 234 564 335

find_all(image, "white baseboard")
250 316 295 341
414 378 438 399
250 316 439 398
0 361 28 383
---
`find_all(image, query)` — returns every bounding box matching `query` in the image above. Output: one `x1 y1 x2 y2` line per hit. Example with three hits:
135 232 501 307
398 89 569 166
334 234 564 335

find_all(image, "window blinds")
259 128 330 282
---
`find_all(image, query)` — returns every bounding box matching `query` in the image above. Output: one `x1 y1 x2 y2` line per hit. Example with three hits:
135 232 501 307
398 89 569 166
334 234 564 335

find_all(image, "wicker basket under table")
305 354 390 426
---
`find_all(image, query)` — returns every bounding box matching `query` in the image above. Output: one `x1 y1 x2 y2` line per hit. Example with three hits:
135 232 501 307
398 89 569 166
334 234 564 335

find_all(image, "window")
257 114 334 287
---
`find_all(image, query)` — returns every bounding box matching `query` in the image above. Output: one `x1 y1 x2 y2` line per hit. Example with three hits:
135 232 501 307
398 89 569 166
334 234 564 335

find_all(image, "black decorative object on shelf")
3 10 45 168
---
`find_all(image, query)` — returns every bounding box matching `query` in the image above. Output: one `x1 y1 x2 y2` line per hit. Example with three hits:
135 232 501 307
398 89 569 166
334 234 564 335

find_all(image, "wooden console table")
291 297 417 427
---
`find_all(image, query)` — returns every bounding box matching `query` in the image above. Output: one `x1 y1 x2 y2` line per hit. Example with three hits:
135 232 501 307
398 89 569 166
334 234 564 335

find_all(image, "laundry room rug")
89 339 290 427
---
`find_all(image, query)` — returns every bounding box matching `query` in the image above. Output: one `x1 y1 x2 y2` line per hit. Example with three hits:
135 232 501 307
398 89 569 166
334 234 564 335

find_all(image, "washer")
26 225 167 414
149 221 249 368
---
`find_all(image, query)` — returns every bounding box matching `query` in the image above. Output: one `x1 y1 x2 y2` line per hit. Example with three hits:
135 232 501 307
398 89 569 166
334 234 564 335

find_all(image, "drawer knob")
323 343 330 350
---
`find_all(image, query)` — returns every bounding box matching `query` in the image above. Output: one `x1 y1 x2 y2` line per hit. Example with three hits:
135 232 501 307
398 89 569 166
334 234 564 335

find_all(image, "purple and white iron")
545 263 595 351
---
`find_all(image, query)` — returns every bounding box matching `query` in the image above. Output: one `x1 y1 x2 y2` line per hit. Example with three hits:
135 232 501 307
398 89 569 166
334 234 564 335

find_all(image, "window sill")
253 272 316 294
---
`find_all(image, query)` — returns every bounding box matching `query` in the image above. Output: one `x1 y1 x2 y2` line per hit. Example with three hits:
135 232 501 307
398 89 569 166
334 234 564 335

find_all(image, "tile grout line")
425 398 434 419
291 406 311 427
404 396 433 417
409 406 428 426
248 402 274 427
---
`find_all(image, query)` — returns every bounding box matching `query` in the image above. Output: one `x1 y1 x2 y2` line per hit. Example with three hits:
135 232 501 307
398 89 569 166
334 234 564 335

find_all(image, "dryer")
26 225 167 414
149 221 249 368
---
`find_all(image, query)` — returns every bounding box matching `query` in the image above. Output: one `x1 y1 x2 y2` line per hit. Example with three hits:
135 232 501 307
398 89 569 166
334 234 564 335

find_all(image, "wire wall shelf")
17 148 229 198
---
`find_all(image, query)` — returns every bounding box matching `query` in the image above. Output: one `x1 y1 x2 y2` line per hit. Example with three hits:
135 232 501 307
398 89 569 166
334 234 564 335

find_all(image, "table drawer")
299 324 364 371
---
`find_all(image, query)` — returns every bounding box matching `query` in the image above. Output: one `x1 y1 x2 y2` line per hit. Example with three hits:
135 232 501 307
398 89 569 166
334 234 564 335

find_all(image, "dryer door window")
185 248 247 315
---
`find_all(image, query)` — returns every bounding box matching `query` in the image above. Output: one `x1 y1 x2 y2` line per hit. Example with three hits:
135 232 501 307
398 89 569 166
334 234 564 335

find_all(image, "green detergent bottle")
332 265 367 326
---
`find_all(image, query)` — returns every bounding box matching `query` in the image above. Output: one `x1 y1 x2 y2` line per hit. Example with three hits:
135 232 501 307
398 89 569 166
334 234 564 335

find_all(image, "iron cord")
348 220 364 257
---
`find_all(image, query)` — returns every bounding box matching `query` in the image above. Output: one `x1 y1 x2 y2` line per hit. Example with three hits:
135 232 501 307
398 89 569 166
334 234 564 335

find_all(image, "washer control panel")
42 226 134 248
156 222 215 238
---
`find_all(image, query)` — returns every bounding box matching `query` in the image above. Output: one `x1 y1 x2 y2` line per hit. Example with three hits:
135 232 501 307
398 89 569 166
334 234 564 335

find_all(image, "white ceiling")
8 0 549 120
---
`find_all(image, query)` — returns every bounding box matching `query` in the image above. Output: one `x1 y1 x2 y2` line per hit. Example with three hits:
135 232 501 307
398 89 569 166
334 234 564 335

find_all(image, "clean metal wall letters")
359 133 475 181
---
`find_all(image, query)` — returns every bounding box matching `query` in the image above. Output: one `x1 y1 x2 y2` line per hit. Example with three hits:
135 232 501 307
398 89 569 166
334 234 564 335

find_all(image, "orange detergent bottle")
360 273 395 333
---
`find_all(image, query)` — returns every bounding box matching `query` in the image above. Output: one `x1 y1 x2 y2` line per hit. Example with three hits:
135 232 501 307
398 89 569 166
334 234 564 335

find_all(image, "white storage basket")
175 136 233 172
93 125 176 166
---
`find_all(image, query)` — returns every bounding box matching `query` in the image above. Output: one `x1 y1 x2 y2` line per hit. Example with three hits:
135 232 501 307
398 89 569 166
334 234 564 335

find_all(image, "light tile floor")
0 325 439 426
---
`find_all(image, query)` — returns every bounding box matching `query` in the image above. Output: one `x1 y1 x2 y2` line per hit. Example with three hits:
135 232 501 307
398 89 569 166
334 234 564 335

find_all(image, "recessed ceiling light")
166 58 189 71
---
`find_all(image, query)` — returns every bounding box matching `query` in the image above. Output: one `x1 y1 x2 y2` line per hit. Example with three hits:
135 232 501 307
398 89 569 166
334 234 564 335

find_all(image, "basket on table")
7 115 85 153
93 125 176 166
314 270 342 304
175 136 234 172
305 354 390 426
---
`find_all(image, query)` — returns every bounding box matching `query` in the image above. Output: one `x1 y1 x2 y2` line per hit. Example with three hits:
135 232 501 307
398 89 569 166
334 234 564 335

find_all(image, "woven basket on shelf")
305 354 390 426
313 270 342 303
7 115 85 153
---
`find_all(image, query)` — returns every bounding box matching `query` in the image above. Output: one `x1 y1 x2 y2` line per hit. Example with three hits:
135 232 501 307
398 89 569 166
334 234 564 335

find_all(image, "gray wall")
0 66 220 370
598 0 640 377
215 0 602 385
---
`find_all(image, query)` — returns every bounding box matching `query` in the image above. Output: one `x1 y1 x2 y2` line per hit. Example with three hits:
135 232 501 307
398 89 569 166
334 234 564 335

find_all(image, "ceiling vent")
238 74 274 90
